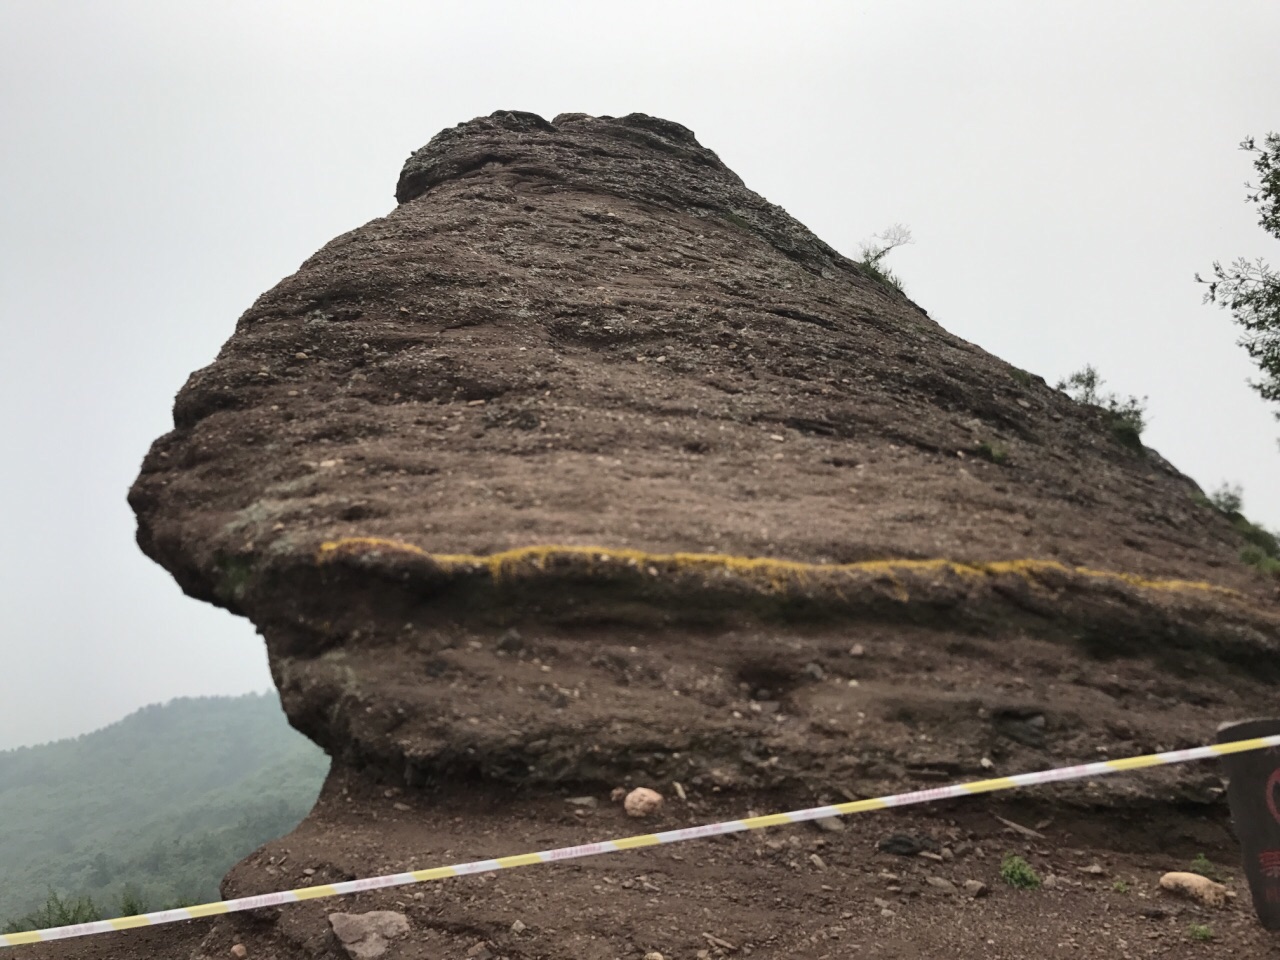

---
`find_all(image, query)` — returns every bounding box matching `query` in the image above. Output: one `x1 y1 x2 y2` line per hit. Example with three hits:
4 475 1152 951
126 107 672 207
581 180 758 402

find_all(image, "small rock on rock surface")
1159 871 1228 908
878 834 931 856
230 946 247 959
329 911 411 959
926 876 958 894
625 787 664 817
495 629 524 652
963 880 989 897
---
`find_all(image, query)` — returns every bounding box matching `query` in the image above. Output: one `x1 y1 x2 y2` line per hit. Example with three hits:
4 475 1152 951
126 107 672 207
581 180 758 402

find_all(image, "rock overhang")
129 108 1280 801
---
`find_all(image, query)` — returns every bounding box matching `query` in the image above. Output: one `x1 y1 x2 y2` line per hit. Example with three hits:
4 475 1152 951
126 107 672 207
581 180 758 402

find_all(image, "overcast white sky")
2 1 1277 750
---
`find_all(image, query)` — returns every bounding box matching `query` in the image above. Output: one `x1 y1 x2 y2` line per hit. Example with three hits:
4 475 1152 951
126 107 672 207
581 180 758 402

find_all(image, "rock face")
130 111 1280 805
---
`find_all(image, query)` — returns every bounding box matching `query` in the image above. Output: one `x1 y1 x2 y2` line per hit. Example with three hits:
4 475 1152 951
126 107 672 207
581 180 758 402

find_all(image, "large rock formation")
126 111 1280 958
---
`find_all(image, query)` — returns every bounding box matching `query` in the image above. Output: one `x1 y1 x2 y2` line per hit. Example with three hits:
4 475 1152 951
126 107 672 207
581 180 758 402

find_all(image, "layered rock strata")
131 110 1280 810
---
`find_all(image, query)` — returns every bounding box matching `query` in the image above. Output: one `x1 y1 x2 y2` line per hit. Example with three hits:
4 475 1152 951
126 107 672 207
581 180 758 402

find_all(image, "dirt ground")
12 781 1280 960
15 615 1280 959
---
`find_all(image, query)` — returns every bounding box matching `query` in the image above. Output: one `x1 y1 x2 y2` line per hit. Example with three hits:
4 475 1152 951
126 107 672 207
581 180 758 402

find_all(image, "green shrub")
1209 483 1244 514
2 891 101 934
1056 365 1147 449
1196 485 1280 575
1189 853 1221 881
1188 923 1214 942
1242 546 1280 575
974 441 1009 465
118 886 148 918
1112 879 1130 893
1000 854 1041 890
1237 517 1280 556
1109 417 1144 451
856 225 912 294
857 258 905 292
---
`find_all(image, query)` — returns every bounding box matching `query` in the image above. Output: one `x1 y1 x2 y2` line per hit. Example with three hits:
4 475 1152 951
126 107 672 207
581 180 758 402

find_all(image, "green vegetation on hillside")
1195 483 1280 576
0 693 328 928
1056 364 1148 451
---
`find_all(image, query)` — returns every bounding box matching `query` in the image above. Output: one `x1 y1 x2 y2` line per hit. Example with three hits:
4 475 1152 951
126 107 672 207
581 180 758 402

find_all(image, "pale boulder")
329 911 411 959
1158 872 1228 908
624 787 664 817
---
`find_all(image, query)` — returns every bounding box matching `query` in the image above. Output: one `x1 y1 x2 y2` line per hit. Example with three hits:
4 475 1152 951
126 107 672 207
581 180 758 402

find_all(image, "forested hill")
0 693 328 926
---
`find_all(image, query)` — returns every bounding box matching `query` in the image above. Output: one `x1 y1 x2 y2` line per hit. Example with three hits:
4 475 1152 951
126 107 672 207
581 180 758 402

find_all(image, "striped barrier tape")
4 733 1278 949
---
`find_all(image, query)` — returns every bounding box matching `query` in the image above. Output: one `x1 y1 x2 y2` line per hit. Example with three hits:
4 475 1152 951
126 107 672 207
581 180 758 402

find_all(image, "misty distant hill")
0 693 328 923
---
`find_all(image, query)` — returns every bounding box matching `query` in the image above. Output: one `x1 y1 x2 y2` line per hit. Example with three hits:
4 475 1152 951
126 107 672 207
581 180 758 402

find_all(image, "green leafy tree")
1198 133 1280 422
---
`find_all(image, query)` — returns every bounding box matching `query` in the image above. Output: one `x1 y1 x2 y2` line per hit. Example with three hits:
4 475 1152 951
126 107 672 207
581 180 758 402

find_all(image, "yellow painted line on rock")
317 539 1242 601
4 736 1278 950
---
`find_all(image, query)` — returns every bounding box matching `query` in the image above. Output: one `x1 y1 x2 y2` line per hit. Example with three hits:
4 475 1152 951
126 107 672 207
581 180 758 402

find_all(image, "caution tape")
4 734 1278 948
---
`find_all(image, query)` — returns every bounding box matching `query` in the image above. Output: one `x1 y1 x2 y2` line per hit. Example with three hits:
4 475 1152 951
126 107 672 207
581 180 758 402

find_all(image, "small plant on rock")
1112 879 1130 893
1188 922 1214 942
1056 364 1148 450
1242 545 1280 575
1000 853 1041 890
855 224 912 293
1189 853 1221 881
974 440 1009 465
1195 485 1280 576
1208 483 1245 514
